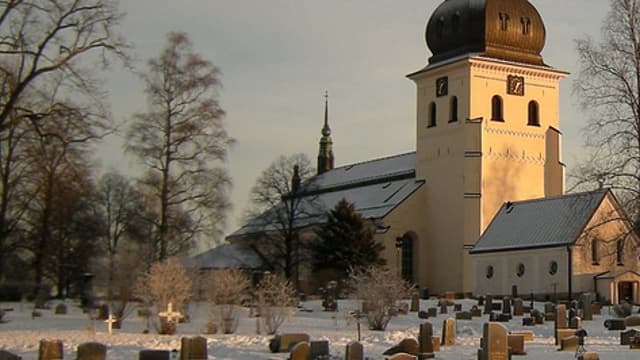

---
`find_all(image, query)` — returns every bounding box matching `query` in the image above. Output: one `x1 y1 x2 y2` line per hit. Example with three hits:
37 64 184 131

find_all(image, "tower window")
521 17 531 35
450 96 458 122
591 239 600 265
516 263 525 277
617 239 624 265
452 12 461 32
527 101 540 126
436 17 445 38
428 102 437 127
499 12 510 31
491 95 503 121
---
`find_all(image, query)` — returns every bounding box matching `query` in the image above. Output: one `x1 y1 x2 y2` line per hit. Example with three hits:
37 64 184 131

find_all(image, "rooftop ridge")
298 170 416 198
328 151 416 172
502 189 608 207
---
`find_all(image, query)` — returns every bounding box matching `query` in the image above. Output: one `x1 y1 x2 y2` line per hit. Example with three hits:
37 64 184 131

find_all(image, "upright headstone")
544 302 555 315
54 303 67 315
76 342 107 360
483 295 493 315
289 342 310 360
513 298 524 316
581 293 593 321
309 341 330 360
501 297 511 316
180 336 207 360
383 339 419 357
411 293 420 313
139 350 170 360
479 322 508 360
418 322 435 359
441 318 456 346
0 350 22 360
478 296 485 306
38 339 63 360
556 305 568 329
439 301 447 315
345 341 363 360
387 354 417 360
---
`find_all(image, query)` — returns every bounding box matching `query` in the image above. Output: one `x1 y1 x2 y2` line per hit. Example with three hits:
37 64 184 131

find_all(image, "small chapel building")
225 0 640 303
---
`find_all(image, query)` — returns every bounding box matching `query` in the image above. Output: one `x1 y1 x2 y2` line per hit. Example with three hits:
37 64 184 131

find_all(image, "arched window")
486 265 494 279
491 95 503 121
401 235 414 283
428 102 437 127
452 12 461 32
591 239 600 265
528 101 540 126
617 239 624 265
516 263 525 277
549 261 558 275
450 96 458 122
436 17 445 38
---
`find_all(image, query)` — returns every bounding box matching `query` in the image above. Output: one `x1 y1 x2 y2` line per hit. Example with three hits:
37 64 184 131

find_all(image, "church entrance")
618 282 634 304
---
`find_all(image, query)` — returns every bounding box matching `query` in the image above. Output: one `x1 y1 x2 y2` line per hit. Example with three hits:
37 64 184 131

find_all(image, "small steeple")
317 91 334 175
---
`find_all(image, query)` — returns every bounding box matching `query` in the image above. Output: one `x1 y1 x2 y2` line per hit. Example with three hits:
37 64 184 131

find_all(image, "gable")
470 190 609 254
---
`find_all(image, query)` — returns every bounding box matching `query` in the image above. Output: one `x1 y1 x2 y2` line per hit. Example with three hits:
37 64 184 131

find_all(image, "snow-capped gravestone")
54 303 67 315
138 350 170 360
441 318 456 346
477 322 508 360
345 341 363 360
269 333 310 353
180 336 207 360
289 341 310 360
0 349 22 360
38 339 63 360
309 341 329 360
418 322 435 359
76 342 107 360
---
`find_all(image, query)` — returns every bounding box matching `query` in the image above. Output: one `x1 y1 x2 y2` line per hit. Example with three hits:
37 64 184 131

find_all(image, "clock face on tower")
436 76 448 97
507 75 525 96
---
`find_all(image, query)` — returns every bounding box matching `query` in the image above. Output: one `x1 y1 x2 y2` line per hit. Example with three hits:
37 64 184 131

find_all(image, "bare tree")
572 0 640 252
205 268 251 334
244 153 317 288
126 32 233 261
255 273 296 335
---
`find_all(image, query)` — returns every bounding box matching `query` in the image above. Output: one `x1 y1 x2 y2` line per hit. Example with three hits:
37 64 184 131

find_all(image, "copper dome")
426 0 546 66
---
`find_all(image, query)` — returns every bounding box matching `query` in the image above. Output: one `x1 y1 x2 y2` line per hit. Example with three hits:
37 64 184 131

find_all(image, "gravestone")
97 304 109 320
470 305 482 317
139 350 170 360
625 314 640 327
568 308 578 328
441 318 456 346
556 305 568 330
478 296 485 306
418 311 429 319
544 302 555 314
483 295 493 315
502 298 511 316
398 303 410 315
383 339 419 357
621 329 640 346
427 308 437 318
289 341 310 360
0 350 21 360
604 319 626 331
570 316 581 329
453 304 462 312
77 342 107 360
269 333 310 353
522 317 534 326
559 335 578 351
439 301 447 315
577 353 600 360
531 309 544 324
496 314 510 322
386 354 417 360
581 293 593 321
507 334 526 355
180 336 207 360
455 311 472 320
418 322 435 359
54 303 67 315
39 339 63 360
556 329 575 346
513 298 524 316
309 340 329 360
411 293 420 313
345 341 363 360
478 322 508 360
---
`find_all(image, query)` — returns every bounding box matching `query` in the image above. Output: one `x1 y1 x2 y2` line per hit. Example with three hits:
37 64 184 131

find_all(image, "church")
223 0 640 303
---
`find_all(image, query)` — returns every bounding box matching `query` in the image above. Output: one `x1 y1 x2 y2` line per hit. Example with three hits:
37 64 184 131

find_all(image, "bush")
205 269 251 334
255 274 297 335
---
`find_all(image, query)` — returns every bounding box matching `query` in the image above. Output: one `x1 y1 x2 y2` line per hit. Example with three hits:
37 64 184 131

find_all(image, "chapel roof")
186 243 265 270
470 189 610 254
227 152 422 238
426 0 546 66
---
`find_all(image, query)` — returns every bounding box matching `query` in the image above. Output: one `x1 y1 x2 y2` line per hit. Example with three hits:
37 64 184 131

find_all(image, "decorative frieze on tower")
317 92 334 175
408 0 567 293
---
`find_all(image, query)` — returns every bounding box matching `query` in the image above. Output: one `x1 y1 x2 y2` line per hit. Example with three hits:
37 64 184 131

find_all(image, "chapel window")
528 101 540 126
486 265 494 279
521 17 531 35
491 95 503 121
516 263 525 277
428 102 437 127
549 261 558 275
452 12 461 32
450 96 458 122
436 17 445 38
401 236 414 283
499 12 510 31
617 239 624 265
591 239 600 265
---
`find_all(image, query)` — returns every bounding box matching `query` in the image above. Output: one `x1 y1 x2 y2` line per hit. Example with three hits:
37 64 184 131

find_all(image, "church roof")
470 189 609 254
186 243 265 270
228 152 423 238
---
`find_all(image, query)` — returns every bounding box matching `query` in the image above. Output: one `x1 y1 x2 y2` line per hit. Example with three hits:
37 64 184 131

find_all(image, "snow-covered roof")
187 243 265 270
470 190 609 254
228 152 423 238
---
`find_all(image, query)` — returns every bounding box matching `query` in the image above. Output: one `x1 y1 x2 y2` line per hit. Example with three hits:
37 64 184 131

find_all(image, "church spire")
317 91 334 175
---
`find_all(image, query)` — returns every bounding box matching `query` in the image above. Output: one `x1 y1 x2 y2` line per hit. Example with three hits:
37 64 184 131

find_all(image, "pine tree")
312 199 386 279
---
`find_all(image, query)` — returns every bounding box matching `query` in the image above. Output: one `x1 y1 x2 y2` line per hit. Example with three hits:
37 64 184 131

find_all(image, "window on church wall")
436 17 445 38
428 102 437 127
516 263 525 277
452 12 461 32
528 101 540 126
549 261 558 275
401 236 414 283
491 95 503 121
486 265 494 279
616 239 624 265
450 96 458 122
591 239 600 265
521 17 531 35
499 12 510 31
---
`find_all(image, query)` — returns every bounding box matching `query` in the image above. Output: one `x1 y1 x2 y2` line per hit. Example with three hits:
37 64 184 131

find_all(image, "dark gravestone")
180 336 207 360
477 296 485 306
522 317 535 326
483 295 493 315
513 298 524 316
604 319 626 331
544 302 555 314
345 341 363 360
418 311 429 319
621 329 640 346
383 338 419 357
97 304 109 320
139 350 170 360
470 306 482 317
502 298 511 315
581 293 593 321
0 350 21 360
427 308 437 318
38 339 63 360
497 313 511 322
77 342 107 360
453 304 462 312
418 322 435 359
455 311 472 320
289 342 310 360
492 302 502 311
309 340 329 360
411 293 420 313
438 301 447 315
270 333 310 353
54 303 67 315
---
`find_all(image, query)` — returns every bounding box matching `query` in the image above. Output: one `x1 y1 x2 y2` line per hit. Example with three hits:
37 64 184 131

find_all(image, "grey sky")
100 0 610 240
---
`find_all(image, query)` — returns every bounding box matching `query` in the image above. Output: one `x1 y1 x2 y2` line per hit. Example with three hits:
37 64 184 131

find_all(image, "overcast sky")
100 0 611 241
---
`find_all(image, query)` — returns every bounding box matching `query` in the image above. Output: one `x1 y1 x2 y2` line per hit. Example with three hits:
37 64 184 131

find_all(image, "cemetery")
1 295 640 359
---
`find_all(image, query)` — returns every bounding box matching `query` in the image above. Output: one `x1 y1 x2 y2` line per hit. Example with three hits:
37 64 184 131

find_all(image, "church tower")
408 0 567 293
317 92 334 175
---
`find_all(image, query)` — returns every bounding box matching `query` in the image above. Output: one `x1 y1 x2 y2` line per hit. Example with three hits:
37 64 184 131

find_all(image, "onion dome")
426 0 546 66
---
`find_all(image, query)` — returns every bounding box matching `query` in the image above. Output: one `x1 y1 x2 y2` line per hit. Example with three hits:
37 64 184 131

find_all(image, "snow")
0 299 639 359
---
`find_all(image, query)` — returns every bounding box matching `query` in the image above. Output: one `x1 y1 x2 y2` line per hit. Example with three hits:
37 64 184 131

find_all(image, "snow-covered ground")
0 299 638 359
